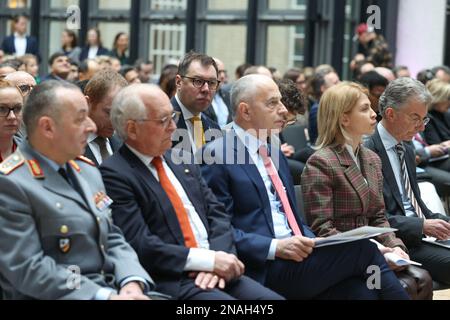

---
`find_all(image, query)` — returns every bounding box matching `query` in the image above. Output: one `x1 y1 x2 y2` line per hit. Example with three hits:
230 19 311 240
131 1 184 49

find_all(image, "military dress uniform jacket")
0 141 153 300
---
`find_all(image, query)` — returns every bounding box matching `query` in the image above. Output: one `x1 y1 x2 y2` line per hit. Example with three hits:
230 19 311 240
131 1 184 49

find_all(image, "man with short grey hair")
365 77 450 285
100 83 283 300
0 80 154 300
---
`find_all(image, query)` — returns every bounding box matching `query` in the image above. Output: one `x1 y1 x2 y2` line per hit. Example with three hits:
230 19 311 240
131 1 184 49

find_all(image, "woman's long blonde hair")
316 81 369 149
426 78 450 109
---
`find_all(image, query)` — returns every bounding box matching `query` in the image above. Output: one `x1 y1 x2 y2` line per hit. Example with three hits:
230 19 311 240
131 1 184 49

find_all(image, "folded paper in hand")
315 226 397 248
422 237 450 249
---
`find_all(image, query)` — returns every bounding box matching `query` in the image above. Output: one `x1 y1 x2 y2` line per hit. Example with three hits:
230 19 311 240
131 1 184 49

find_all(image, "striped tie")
395 143 424 219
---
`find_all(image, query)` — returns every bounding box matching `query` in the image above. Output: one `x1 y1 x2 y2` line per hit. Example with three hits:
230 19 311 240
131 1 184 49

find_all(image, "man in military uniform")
0 80 154 300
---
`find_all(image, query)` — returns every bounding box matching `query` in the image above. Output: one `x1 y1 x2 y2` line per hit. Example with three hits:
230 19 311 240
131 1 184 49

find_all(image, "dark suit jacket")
364 127 450 247
301 145 405 250
171 97 222 152
99 145 236 297
1 35 39 59
200 130 315 284
79 46 111 62
203 88 233 124
423 110 450 145
84 135 122 167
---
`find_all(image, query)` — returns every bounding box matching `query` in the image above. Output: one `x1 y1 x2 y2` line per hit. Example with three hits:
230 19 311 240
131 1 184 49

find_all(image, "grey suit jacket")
0 141 153 300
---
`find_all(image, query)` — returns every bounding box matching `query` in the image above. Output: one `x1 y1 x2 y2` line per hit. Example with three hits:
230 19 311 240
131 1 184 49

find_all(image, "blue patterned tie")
395 143 424 219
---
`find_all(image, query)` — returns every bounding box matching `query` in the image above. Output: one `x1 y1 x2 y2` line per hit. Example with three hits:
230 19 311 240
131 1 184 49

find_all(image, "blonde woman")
301 82 432 299
424 79 450 147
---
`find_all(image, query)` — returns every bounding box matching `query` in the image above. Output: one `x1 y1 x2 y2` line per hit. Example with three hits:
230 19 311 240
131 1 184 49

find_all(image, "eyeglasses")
404 113 430 127
135 111 180 128
0 105 23 117
181 76 220 91
17 84 34 96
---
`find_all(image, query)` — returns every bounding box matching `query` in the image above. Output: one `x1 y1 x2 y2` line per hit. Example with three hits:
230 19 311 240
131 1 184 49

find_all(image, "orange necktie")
151 157 198 248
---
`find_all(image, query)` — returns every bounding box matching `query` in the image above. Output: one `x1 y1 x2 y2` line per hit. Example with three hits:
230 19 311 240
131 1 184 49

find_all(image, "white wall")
396 0 447 78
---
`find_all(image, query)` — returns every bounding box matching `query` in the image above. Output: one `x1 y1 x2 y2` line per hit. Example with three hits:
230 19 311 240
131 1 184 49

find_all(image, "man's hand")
427 145 447 158
111 281 150 300
281 143 295 157
423 219 450 240
190 272 226 290
213 251 245 282
275 236 315 262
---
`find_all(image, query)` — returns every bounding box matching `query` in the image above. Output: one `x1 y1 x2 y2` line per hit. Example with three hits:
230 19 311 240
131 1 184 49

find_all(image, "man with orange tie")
200 74 410 300
171 52 222 154
100 83 283 300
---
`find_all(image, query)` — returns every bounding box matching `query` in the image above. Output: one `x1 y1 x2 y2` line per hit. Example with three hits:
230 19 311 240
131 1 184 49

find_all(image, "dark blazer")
84 135 122 167
99 145 235 297
79 46 111 62
301 145 405 250
203 88 233 124
364 127 450 247
1 35 39 59
423 110 450 145
171 97 222 152
200 130 315 284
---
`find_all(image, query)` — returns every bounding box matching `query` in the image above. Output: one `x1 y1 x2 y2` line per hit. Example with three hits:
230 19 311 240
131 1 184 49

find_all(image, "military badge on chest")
59 225 71 254
94 192 113 211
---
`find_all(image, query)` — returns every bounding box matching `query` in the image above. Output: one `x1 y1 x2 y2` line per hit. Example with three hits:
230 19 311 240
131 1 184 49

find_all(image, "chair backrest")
281 125 309 151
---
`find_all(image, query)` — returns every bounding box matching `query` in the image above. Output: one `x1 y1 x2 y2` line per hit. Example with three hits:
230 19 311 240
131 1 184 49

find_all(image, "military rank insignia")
59 238 71 254
94 192 113 211
0 153 24 175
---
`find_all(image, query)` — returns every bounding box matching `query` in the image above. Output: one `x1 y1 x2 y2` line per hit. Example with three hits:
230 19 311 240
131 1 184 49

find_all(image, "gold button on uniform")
60 225 69 234
56 202 63 209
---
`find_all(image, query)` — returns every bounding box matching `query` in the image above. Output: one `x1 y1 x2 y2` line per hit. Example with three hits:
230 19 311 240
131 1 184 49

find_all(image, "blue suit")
1 35 40 60
200 129 409 299
100 145 283 300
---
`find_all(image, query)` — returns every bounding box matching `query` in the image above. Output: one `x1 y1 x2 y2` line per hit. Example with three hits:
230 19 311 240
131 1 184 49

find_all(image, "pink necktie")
259 146 302 236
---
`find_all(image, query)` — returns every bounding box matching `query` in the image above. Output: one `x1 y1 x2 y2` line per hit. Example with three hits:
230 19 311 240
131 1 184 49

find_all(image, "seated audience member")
42 53 71 82
424 79 450 148
431 65 450 83
393 66 411 79
119 65 141 84
158 64 178 98
200 74 409 300
61 29 82 64
0 81 153 300
4 71 36 99
135 59 154 84
359 70 388 121
0 80 23 163
0 62 17 78
416 69 435 86
301 82 432 300
111 32 129 66
84 69 127 166
365 77 450 284
19 54 40 84
172 52 221 154
100 84 283 300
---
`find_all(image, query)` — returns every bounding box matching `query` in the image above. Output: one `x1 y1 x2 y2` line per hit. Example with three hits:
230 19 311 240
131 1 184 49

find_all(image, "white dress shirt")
211 93 230 128
233 124 293 261
378 122 416 217
14 32 27 56
88 46 99 59
175 94 201 154
126 145 215 272
87 133 113 165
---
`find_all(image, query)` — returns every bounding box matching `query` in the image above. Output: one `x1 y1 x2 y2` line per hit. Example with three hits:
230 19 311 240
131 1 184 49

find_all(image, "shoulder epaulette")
0 153 25 175
76 155 96 166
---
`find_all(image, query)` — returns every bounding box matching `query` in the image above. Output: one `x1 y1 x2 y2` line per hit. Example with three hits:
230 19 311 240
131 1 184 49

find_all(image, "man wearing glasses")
100 84 283 300
172 52 222 154
365 77 450 286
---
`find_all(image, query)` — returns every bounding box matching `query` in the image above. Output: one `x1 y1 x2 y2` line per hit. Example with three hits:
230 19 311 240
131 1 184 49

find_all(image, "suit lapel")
334 146 370 214
120 146 186 246
84 145 100 167
373 129 404 212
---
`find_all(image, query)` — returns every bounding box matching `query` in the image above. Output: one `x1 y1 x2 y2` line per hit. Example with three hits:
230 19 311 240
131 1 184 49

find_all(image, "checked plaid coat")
301 144 406 250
